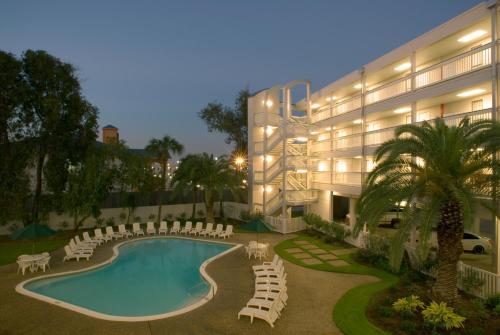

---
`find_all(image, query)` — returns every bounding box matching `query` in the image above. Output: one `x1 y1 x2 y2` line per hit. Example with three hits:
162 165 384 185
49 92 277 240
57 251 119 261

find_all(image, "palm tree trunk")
434 200 464 303
205 190 214 223
31 151 45 224
192 186 197 219
157 160 167 224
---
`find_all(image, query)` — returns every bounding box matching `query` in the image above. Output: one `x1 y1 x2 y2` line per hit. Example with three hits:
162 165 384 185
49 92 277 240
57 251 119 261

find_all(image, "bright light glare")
456 88 485 97
394 107 412 114
353 119 362 124
296 169 308 173
296 137 308 142
458 30 487 43
394 62 411 71
311 103 320 109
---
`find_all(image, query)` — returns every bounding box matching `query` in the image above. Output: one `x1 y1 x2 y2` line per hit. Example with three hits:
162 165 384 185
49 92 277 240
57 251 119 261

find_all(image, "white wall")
0 202 248 235
309 190 331 221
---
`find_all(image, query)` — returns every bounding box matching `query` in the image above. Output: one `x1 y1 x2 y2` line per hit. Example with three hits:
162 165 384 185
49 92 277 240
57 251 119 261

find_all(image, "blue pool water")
24 238 231 317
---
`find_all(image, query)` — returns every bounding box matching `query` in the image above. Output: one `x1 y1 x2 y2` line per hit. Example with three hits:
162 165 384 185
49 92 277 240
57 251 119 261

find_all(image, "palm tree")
171 154 203 219
145 135 184 223
355 118 499 303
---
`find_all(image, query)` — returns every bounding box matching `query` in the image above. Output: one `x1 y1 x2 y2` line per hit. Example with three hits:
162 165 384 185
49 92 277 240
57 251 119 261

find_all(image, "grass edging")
274 233 397 335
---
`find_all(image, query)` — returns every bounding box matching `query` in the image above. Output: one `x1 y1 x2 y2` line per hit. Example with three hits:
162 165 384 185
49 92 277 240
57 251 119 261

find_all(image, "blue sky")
1 0 482 155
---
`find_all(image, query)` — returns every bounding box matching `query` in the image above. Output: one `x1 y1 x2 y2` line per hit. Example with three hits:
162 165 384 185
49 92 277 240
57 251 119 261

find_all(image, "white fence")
457 261 500 299
265 216 306 234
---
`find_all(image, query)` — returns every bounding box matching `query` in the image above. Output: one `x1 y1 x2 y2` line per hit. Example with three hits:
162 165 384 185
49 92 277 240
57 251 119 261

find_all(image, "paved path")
0 233 377 335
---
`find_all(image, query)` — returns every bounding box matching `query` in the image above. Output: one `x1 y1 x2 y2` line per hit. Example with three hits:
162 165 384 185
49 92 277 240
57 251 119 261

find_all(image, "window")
463 233 478 240
471 99 483 112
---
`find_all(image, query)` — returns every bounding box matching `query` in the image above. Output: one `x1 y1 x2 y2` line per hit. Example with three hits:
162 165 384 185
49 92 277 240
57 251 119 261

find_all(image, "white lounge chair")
70 239 93 253
94 228 112 242
146 222 156 235
83 231 102 246
75 236 97 249
253 289 288 306
17 255 31 275
170 221 181 234
255 282 287 294
253 255 280 273
199 223 213 237
190 222 203 235
247 297 285 316
158 221 169 235
255 273 287 287
209 224 223 237
105 226 122 240
256 265 285 279
133 223 144 236
36 253 51 272
118 224 133 238
238 303 280 328
218 225 233 239
63 245 91 261
180 221 193 234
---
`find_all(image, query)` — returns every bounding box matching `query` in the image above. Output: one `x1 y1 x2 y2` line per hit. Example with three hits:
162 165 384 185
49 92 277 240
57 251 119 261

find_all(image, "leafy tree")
21 50 98 223
171 154 203 219
0 51 30 225
198 89 250 154
216 164 246 218
145 135 184 223
63 143 120 230
354 118 499 303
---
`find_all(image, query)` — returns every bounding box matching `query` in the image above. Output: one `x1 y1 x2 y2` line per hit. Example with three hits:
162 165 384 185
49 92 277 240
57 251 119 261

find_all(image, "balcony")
364 126 398 147
333 133 362 150
311 140 331 153
332 172 362 186
309 43 493 123
254 112 282 127
312 171 331 184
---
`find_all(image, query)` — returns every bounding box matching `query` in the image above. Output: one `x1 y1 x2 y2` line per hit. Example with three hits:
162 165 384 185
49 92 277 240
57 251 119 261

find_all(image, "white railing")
311 105 331 123
266 129 282 150
266 158 283 182
333 95 362 117
254 112 282 126
365 77 412 105
288 143 307 156
265 193 281 214
442 109 492 127
415 44 491 89
332 172 362 185
286 190 318 203
333 133 362 150
311 140 332 153
288 174 307 190
312 171 331 184
364 126 398 146
457 261 500 299
265 216 306 234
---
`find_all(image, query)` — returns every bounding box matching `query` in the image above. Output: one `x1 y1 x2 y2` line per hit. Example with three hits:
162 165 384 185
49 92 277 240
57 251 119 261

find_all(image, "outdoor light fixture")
394 107 411 114
262 185 272 193
295 137 308 142
353 119 362 124
264 126 274 136
456 88 485 97
458 29 487 43
394 62 411 71
325 127 332 131
265 100 273 107
326 96 338 102
354 83 362 89
318 162 327 171
296 169 308 173
262 155 273 162
311 103 320 109
234 156 245 166
310 131 319 135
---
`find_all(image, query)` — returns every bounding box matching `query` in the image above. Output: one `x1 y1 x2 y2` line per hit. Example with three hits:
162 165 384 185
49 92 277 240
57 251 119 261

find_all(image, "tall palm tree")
355 118 499 303
145 135 183 223
171 154 203 219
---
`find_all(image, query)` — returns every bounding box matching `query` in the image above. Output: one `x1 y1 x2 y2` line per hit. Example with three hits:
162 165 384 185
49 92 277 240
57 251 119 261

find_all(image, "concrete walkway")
0 233 377 335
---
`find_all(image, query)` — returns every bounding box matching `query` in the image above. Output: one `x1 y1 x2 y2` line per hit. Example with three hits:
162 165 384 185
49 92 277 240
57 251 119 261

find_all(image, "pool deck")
0 233 377 335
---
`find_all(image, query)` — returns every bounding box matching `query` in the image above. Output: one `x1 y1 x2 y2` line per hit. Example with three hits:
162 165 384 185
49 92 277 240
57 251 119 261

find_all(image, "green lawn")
0 238 68 266
274 232 397 335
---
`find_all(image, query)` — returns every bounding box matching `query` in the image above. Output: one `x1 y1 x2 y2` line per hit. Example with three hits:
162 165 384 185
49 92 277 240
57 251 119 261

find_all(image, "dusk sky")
1 0 482 156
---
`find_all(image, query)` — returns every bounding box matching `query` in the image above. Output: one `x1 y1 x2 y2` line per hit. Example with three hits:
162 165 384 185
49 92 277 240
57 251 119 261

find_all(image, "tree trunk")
219 198 224 218
157 159 167 224
205 190 214 223
434 200 464 303
192 186 197 219
31 151 45 224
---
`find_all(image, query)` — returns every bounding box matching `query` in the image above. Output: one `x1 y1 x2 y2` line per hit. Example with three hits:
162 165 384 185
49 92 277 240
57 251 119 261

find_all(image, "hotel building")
248 0 499 253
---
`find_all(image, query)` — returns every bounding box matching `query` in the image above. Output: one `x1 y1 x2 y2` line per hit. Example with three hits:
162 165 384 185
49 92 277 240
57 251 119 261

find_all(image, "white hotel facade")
248 0 499 259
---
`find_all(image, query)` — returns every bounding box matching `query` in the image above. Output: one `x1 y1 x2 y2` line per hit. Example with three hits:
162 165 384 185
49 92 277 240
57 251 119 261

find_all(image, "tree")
63 143 120 230
198 89 250 154
145 135 184 223
216 164 246 218
171 154 204 219
21 50 98 223
354 118 499 303
0 51 30 225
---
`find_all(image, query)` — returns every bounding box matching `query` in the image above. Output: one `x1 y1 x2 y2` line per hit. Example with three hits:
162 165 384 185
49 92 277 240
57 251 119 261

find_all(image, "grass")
0 237 68 266
274 232 397 335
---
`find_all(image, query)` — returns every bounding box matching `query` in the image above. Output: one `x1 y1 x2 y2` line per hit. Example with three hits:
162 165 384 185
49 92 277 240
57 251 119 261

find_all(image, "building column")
491 2 499 275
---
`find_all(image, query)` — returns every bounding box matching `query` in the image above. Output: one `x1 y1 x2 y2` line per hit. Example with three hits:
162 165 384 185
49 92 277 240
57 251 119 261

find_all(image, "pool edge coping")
15 235 242 322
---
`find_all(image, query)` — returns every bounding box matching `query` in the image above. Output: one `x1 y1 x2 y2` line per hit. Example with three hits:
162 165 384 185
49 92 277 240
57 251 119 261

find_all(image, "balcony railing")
441 109 492 127
365 77 412 105
332 172 362 186
364 126 398 146
311 140 332 153
309 44 493 124
333 133 362 150
254 112 282 126
312 171 331 184
415 44 491 89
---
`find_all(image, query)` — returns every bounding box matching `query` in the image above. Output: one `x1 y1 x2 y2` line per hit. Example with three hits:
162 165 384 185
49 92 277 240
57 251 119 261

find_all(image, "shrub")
493 304 500 316
166 213 173 220
95 217 104 227
119 212 127 223
485 294 500 309
329 221 350 241
177 212 187 221
471 299 488 320
60 220 69 230
239 210 251 221
148 214 156 220
465 328 485 335
105 217 115 226
382 296 394 306
377 306 393 317
133 216 141 223
400 320 417 334
459 270 485 294
421 301 465 330
393 295 425 314
196 209 205 217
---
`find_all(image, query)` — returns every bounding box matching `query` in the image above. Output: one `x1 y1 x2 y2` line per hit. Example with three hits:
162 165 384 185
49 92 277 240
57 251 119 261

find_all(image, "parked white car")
462 232 492 254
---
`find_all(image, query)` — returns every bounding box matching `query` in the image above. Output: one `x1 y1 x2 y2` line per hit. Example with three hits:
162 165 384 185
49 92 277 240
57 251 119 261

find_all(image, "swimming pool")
17 237 240 321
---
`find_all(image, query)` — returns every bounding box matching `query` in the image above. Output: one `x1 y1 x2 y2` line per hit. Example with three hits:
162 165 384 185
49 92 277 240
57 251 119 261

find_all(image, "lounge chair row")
63 225 133 261
134 221 234 239
238 255 288 328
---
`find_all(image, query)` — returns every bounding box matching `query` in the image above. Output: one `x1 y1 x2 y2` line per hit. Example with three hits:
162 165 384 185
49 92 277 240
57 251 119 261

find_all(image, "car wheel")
473 245 485 254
